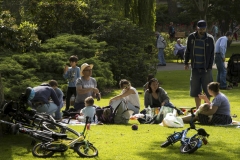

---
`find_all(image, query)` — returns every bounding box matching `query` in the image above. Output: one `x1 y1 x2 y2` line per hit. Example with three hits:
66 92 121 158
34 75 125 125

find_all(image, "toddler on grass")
77 96 96 123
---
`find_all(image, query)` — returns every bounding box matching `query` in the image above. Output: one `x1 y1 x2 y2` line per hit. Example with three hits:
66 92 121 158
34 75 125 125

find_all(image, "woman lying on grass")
182 82 232 125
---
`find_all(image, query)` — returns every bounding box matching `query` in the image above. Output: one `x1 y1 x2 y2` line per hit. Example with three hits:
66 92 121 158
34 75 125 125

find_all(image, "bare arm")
109 89 135 103
76 86 99 95
198 93 211 104
200 106 218 115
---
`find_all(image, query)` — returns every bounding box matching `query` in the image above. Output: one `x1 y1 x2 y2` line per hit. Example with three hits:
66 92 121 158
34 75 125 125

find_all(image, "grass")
1 43 240 160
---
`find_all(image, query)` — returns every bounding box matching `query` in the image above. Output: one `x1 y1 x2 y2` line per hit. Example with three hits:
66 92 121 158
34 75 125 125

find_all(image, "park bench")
175 32 186 39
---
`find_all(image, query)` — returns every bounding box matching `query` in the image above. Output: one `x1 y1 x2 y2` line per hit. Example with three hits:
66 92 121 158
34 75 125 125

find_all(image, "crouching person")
30 83 60 118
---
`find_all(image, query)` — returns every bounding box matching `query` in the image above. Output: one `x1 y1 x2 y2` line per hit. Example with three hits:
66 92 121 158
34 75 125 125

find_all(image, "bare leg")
195 97 201 109
182 115 198 123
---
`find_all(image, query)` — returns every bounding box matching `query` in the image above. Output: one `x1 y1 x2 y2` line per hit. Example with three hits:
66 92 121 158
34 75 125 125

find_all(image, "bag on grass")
161 113 184 128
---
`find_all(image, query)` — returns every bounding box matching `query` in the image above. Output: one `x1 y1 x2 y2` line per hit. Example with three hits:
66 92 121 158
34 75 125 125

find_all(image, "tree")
0 11 40 52
0 73 4 106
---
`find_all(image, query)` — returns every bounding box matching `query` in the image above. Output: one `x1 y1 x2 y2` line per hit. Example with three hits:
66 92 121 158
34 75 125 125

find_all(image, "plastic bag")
161 113 184 128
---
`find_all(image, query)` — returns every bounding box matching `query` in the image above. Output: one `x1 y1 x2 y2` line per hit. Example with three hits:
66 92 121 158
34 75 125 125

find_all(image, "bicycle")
0 116 98 158
1 96 80 139
160 107 209 154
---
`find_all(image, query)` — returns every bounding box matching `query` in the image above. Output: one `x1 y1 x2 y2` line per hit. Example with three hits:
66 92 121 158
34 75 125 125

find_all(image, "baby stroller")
226 53 240 87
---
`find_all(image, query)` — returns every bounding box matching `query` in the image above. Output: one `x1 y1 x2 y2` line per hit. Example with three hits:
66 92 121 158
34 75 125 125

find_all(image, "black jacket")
184 32 215 70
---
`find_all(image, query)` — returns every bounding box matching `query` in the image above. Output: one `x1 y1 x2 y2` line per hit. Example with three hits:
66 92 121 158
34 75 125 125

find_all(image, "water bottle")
146 105 152 117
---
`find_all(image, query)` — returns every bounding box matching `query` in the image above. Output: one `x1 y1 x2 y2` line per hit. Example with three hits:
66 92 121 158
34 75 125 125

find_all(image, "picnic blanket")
61 118 97 125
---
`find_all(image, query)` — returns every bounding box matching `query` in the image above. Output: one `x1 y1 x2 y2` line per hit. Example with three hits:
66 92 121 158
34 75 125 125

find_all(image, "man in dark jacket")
30 84 60 118
184 20 215 109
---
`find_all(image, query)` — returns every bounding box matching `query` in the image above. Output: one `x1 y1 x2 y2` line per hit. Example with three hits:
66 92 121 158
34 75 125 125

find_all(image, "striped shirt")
193 36 206 69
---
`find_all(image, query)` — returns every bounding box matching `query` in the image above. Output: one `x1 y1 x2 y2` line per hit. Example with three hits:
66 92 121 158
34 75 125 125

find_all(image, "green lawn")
1 43 240 160
1 68 240 160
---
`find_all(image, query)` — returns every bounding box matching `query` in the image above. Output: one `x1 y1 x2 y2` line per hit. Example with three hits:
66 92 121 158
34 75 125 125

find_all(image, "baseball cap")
197 20 207 28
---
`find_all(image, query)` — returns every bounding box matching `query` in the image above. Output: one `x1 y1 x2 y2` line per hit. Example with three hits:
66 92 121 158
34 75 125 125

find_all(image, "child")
77 96 96 123
49 80 64 121
63 55 80 111
195 103 213 122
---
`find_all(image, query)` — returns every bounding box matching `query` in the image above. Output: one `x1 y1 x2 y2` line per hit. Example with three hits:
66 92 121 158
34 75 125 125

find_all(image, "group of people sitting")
24 53 232 126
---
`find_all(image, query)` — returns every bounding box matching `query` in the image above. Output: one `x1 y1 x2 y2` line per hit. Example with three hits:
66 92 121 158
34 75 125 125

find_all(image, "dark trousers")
65 87 76 110
177 49 184 60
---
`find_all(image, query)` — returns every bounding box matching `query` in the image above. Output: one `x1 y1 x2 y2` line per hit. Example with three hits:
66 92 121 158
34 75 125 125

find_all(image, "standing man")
184 20 215 109
168 22 175 42
215 31 233 90
211 22 218 41
74 63 101 111
155 31 167 66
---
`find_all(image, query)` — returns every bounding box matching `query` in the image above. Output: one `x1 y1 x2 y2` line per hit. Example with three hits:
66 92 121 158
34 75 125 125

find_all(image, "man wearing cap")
215 31 233 90
184 20 215 109
74 63 100 111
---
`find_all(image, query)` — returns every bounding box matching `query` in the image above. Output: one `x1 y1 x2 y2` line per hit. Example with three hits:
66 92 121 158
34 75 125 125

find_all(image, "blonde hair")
85 96 94 106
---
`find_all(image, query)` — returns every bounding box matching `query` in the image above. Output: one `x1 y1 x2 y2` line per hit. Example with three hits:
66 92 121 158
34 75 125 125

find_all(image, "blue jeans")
190 68 213 97
215 54 227 88
158 48 166 65
35 102 58 117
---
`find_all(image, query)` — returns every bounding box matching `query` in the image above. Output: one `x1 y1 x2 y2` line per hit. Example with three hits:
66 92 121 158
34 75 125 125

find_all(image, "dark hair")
69 55 78 62
119 79 131 89
207 82 220 93
147 74 154 81
148 78 159 93
40 83 50 86
49 80 58 87
85 96 94 106
225 31 232 37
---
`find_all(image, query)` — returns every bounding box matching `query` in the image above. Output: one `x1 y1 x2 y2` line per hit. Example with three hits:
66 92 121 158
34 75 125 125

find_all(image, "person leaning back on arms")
184 20 215 109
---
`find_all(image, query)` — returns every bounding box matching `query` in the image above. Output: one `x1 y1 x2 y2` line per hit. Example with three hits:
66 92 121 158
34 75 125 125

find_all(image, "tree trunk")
193 0 209 20
167 0 178 20
0 73 4 106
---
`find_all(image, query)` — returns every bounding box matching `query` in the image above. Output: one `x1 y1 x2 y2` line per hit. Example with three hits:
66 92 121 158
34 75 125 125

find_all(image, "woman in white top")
109 79 140 114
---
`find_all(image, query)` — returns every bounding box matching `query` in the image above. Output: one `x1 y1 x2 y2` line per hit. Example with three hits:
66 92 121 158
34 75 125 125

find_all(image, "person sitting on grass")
195 103 213 122
182 82 232 125
144 78 175 112
77 96 96 123
109 79 140 115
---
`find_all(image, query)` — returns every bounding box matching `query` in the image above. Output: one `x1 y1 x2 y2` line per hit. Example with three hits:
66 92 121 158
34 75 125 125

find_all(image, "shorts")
198 113 232 125
190 68 213 97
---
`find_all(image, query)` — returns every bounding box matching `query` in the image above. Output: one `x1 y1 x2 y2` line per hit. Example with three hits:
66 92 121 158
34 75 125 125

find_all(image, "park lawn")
1 68 240 160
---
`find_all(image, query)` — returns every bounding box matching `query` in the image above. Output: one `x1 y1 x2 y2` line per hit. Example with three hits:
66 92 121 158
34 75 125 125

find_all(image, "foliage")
40 33 106 59
0 10 41 52
22 0 88 40
93 17 158 86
